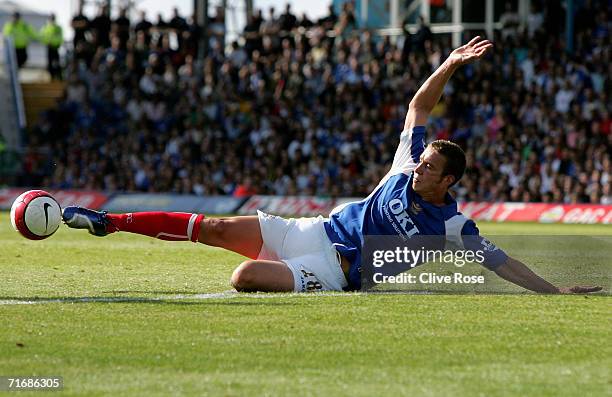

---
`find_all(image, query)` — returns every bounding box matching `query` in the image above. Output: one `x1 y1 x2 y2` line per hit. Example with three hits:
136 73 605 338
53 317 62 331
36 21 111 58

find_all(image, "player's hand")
558 285 603 294
448 36 493 66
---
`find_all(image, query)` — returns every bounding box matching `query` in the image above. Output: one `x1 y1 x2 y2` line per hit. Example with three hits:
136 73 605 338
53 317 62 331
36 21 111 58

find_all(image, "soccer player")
63 37 601 295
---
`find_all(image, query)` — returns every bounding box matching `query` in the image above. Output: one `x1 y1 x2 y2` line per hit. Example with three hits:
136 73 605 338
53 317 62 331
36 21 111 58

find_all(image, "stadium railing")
0 35 26 149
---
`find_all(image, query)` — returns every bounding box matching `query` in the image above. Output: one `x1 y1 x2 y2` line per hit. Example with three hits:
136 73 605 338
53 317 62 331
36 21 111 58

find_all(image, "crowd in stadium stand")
22 1 611 204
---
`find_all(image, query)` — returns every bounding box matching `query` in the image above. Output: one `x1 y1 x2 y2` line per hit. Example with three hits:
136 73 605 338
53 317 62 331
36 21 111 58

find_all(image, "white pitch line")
0 291 363 305
0 290 445 305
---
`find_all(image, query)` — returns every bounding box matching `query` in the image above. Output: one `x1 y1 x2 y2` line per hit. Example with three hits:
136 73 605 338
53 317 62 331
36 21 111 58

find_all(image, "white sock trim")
187 213 197 241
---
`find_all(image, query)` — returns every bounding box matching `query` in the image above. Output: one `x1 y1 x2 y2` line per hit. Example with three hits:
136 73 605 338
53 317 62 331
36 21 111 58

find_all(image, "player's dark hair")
429 140 466 187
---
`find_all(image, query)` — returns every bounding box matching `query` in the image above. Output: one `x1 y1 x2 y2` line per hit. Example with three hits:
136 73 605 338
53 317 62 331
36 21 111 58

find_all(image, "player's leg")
62 207 342 293
62 207 263 259
234 251 348 293
230 260 295 292
198 216 263 259
228 215 350 293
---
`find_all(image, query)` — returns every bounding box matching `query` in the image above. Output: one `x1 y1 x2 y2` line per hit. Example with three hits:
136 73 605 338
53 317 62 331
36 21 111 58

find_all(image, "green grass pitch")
1 211 610 396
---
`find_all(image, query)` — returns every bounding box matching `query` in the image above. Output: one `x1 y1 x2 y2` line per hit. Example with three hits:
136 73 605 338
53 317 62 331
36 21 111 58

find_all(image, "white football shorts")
256 210 348 292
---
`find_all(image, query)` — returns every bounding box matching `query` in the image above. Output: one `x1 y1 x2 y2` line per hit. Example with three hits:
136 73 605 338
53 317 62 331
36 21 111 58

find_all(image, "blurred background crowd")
12 0 611 203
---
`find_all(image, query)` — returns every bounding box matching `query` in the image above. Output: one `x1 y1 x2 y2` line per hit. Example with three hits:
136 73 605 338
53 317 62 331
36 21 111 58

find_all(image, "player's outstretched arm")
405 36 493 131
494 256 603 294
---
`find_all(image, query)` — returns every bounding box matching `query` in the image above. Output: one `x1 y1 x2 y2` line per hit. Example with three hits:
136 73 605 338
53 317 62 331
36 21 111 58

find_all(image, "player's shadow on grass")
103 290 210 295
0 295 293 306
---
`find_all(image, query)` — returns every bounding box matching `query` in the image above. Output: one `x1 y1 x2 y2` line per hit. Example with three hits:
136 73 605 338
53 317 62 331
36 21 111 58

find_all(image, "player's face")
412 147 451 195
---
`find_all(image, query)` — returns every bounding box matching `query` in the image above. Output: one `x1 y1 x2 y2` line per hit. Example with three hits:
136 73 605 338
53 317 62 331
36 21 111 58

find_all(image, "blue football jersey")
323 126 508 290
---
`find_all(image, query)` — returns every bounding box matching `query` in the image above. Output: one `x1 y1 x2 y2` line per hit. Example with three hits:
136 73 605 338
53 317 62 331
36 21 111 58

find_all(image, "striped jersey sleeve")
461 220 508 270
391 126 427 173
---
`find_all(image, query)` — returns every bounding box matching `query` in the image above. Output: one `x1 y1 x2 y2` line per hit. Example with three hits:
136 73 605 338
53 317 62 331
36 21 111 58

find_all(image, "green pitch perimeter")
1 212 610 396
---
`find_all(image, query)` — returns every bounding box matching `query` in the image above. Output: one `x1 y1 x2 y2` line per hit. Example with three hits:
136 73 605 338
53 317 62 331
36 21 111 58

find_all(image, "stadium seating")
21 81 65 126
18 1 611 205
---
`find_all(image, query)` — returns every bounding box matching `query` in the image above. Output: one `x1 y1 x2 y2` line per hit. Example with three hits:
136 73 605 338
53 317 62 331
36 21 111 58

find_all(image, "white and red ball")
10 190 62 240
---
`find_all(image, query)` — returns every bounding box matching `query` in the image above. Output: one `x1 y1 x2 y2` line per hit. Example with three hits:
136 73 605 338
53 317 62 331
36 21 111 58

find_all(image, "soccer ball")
10 190 62 240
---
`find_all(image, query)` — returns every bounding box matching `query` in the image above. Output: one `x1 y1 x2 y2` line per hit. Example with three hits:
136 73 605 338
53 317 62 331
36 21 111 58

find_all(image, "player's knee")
231 261 258 292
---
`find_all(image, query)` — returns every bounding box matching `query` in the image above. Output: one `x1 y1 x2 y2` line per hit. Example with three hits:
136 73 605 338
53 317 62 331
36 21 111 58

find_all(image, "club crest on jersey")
410 202 423 215
480 237 499 252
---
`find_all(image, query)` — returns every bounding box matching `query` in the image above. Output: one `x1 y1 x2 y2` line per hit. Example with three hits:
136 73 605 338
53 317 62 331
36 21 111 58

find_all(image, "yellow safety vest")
2 20 36 49
40 22 63 47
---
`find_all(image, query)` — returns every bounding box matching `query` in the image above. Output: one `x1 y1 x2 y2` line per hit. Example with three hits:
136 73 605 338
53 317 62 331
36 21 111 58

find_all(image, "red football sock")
106 212 205 242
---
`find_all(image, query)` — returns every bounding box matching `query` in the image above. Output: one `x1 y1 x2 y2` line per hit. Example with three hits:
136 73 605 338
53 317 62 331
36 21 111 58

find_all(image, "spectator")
279 3 297 36
134 10 153 46
260 6 280 54
2 12 37 68
298 12 314 29
155 13 168 32
183 14 201 58
168 7 188 50
113 7 131 50
39 13 63 80
208 6 226 53
233 177 258 197
90 4 112 49
526 2 544 38
413 16 432 56
400 14 413 63
318 3 338 31
555 81 575 114
243 12 262 58
229 41 247 68
335 1 358 38
71 2 89 48
499 1 520 39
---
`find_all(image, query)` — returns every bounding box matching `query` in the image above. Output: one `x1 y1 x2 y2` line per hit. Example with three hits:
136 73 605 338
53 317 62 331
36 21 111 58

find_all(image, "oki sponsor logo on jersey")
387 198 420 238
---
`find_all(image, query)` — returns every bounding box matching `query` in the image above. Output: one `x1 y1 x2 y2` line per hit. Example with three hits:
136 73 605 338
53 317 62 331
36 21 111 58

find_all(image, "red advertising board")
238 195 360 217
2 189 610 224
239 196 612 224
0 188 109 210
458 202 612 224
